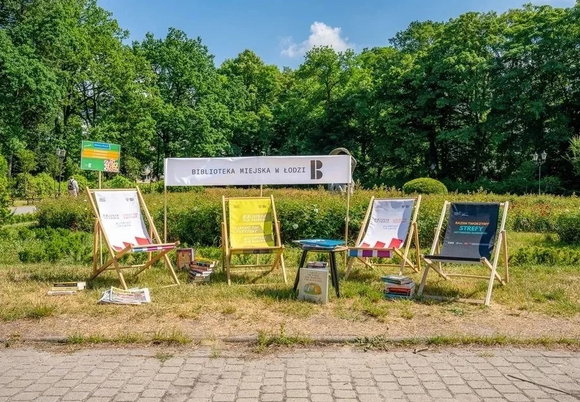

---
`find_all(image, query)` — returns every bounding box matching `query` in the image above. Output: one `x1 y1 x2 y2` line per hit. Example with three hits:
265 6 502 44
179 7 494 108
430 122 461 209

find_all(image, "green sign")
80 141 121 172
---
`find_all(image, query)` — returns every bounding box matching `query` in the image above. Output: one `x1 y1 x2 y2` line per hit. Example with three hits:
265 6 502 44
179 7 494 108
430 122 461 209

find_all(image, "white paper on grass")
94 190 151 251
358 199 415 249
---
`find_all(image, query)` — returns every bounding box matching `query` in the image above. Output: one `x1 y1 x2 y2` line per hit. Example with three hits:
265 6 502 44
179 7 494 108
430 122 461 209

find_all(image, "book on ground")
47 281 86 295
380 275 414 285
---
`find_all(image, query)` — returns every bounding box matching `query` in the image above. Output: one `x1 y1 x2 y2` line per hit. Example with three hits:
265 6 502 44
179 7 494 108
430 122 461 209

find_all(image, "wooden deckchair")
417 201 509 306
87 187 180 289
345 196 421 279
221 196 287 286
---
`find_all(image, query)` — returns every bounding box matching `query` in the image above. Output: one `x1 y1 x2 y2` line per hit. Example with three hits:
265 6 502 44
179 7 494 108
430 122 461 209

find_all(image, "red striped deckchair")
87 187 180 289
345 196 421 279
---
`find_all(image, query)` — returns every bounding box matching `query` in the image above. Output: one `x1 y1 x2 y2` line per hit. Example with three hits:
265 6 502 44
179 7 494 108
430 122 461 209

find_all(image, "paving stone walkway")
0 346 579 402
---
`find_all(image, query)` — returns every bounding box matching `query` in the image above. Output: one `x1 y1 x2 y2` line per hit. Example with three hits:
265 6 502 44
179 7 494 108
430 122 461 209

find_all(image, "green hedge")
36 188 580 248
556 212 580 245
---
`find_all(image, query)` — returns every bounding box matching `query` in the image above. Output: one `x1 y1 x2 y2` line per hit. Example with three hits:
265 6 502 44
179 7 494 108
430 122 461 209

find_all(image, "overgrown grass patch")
0 219 579 339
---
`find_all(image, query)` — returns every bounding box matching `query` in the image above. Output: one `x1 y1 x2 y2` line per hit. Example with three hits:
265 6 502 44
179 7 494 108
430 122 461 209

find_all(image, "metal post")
532 151 547 196
56 148 66 197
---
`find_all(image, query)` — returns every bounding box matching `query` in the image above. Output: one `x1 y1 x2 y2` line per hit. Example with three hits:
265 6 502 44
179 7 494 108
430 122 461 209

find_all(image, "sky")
97 0 576 69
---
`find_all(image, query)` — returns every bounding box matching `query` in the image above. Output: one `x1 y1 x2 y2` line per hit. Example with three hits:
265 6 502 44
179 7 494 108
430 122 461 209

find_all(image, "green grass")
0 228 579 341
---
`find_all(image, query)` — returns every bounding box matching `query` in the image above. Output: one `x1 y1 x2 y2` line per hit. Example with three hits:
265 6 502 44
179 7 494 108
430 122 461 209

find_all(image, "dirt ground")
1 303 579 342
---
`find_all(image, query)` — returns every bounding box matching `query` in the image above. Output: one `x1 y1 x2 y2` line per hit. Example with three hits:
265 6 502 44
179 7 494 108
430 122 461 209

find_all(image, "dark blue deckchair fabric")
426 203 500 262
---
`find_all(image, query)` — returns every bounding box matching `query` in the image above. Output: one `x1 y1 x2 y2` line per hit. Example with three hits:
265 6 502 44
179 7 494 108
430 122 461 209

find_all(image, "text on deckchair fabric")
441 202 500 260
229 198 275 248
95 190 151 251
356 199 415 255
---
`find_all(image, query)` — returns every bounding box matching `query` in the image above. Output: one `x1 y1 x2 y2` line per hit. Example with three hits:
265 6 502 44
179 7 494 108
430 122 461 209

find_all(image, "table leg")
329 251 340 298
293 250 309 292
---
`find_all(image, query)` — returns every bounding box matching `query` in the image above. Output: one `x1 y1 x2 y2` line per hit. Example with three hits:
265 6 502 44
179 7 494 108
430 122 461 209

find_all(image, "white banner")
359 199 415 249
164 155 352 186
95 190 150 251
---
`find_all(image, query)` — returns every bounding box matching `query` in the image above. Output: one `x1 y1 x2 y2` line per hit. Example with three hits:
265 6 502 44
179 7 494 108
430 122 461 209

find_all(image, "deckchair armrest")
131 242 178 252
424 255 486 263
350 246 395 251
230 246 284 252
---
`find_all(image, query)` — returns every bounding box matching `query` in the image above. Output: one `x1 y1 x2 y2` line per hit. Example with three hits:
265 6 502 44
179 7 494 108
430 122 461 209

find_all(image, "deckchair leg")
92 223 99 276
162 252 180 285
417 262 430 297
502 231 509 284
226 254 232 286
414 222 421 272
484 264 498 306
111 258 128 290
279 252 287 285
344 257 355 279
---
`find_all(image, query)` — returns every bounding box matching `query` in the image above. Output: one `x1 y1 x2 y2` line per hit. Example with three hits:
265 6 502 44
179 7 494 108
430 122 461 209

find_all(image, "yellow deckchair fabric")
222 196 287 285
229 198 275 248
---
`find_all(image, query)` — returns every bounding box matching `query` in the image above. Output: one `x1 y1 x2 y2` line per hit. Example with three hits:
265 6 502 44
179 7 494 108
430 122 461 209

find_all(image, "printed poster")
229 198 274 248
442 203 500 260
298 268 329 304
358 199 414 249
94 190 151 251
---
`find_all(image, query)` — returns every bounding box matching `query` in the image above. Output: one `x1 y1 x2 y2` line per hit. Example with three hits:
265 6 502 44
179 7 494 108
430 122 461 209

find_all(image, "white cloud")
531 0 576 6
281 21 353 58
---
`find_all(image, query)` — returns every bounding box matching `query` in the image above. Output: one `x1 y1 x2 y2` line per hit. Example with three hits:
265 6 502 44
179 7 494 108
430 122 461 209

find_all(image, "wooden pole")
164 181 167 243
98 172 103 266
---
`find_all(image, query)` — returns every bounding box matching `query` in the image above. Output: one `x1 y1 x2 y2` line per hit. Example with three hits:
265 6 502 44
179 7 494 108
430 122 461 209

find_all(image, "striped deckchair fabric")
345 196 422 279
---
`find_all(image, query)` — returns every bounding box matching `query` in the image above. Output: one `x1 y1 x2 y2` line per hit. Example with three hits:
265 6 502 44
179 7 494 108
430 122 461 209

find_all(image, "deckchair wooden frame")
345 196 422 279
87 187 180 290
221 195 287 286
417 201 509 306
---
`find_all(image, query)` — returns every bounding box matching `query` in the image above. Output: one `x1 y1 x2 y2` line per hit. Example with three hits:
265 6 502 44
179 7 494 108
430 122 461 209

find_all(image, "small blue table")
292 239 346 298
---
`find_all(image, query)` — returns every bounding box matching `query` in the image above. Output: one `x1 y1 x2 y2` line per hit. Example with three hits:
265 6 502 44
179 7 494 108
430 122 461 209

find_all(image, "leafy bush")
105 175 135 189
0 155 10 225
37 197 93 232
510 246 580 266
555 212 580 245
33 172 57 198
403 178 448 195
17 227 93 264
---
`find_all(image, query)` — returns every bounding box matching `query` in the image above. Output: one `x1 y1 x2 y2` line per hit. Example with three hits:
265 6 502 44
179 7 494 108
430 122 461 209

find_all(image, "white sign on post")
164 155 352 186
95 190 150 251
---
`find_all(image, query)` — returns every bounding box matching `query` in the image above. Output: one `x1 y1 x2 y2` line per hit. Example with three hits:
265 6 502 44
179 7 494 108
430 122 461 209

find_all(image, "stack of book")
381 275 415 299
47 281 86 296
188 258 218 283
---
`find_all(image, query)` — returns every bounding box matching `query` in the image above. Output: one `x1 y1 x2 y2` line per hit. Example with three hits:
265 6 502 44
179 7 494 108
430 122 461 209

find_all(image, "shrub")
510 246 580 266
555 213 580 245
37 197 93 232
17 227 93 264
105 175 135 189
33 173 57 198
0 155 10 225
403 178 448 195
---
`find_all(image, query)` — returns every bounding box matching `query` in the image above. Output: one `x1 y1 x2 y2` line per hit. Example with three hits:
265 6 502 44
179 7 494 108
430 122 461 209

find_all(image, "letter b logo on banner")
310 160 323 180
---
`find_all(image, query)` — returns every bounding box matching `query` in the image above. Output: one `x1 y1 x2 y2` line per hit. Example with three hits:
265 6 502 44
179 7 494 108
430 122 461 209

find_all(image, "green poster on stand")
80 141 121 172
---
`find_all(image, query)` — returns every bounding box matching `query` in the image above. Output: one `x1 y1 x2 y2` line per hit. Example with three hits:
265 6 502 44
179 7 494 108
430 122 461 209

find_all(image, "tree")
136 28 233 176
